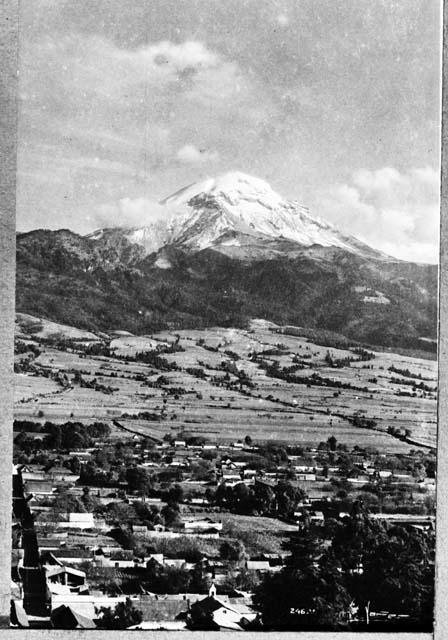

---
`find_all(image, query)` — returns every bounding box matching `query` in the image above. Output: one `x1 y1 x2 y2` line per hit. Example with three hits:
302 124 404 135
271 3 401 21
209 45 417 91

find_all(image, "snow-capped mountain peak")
88 172 386 260
161 171 285 209
159 171 370 255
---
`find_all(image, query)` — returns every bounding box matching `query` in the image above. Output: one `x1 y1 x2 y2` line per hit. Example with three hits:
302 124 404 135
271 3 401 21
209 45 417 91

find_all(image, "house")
392 473 413 482
91 549 136 568
222 470 242 482
310 511 325 523
42 548 92 565
67 512 95 529
294 465 316 473
189 586 257 630
243 469 257 478
144 553 164 566
246 559 271 572
46 566 88 593
132 524 149 535
50 594 127 621
347 477 368 485
51 604 96 629
20 464 47 481
220 480 245 489
45 467 81 484
182 518 222 532
169 458 188 467
164 558 187 569
37 534 69 551
189 497 210 505
23 480 56 497
127 595 189 630
41 551 88 592
68 449 94 458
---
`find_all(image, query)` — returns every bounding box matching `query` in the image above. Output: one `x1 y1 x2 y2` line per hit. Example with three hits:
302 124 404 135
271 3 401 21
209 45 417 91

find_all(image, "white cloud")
176 144 218 164
276 14 290 27
146 40 219 71
87 197 169 230
318 166 440 263
118 197 167 225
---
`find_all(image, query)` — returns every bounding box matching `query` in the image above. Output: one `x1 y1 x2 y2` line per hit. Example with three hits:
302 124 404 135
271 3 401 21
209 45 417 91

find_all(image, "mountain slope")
15 172 437 350
16 232 437 351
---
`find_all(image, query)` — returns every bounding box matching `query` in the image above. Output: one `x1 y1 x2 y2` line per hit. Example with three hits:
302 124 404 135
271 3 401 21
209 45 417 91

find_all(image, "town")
12 421 435 630
11 315 436 630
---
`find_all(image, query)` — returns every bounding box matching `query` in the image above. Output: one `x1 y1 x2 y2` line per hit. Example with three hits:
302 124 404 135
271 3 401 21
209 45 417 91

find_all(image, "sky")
16 0 441 262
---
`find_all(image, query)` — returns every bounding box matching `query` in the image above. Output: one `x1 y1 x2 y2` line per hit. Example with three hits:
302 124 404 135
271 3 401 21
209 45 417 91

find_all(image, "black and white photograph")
9 0 441 632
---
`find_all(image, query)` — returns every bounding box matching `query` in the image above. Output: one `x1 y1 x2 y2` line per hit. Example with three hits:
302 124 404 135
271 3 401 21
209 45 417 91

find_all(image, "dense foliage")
253 508 434 631
16 230 437 351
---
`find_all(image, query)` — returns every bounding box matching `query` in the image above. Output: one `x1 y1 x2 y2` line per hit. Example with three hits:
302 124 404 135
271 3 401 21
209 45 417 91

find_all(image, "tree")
274 481 305 518
161 502 181 527
253 482 275 514
327 436 337 452
81 486 97 511
126 466 152 495
331 510 434 627
220 539 247 565
349 524 434 625
50 490 85 518
97 597 143 629
189 562 210 593
167 484 184 504
231 482 253 512
68 456 81 474
254 532 351 630
244 435 253 446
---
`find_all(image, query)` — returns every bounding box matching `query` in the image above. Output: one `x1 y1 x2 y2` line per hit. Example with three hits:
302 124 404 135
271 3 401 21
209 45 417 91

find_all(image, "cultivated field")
14 317 437 452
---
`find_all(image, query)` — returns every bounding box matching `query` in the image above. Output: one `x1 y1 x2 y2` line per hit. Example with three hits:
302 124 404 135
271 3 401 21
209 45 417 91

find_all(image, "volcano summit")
89 172 389 261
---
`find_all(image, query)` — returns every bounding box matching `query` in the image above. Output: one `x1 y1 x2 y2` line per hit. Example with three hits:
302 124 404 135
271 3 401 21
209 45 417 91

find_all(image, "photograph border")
0 1 444 638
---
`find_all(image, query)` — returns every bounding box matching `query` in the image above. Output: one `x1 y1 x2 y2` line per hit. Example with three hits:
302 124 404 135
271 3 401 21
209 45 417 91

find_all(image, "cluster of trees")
72 370 118 394
324 351 358 369
389 376 436 394
107 498 182 533
388 365 433 381
253 508 434 631
14 340 41 357
213 480 306 519
387 425 412 441
133 350 180 371
40 486 100 519
350 347 376 361
350 414 378 430
97 597 142 630
14 421 110 454
256 358 370 393
96 560 210 600
185 366 207 379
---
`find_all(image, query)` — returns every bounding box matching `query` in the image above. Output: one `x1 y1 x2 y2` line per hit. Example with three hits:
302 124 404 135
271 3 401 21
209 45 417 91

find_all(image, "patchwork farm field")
14 317 437 452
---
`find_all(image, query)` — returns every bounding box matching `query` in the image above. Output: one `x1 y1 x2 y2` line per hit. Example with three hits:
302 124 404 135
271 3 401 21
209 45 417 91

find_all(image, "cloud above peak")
318 166 440 263
147 40 219 71
176 144 219 164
